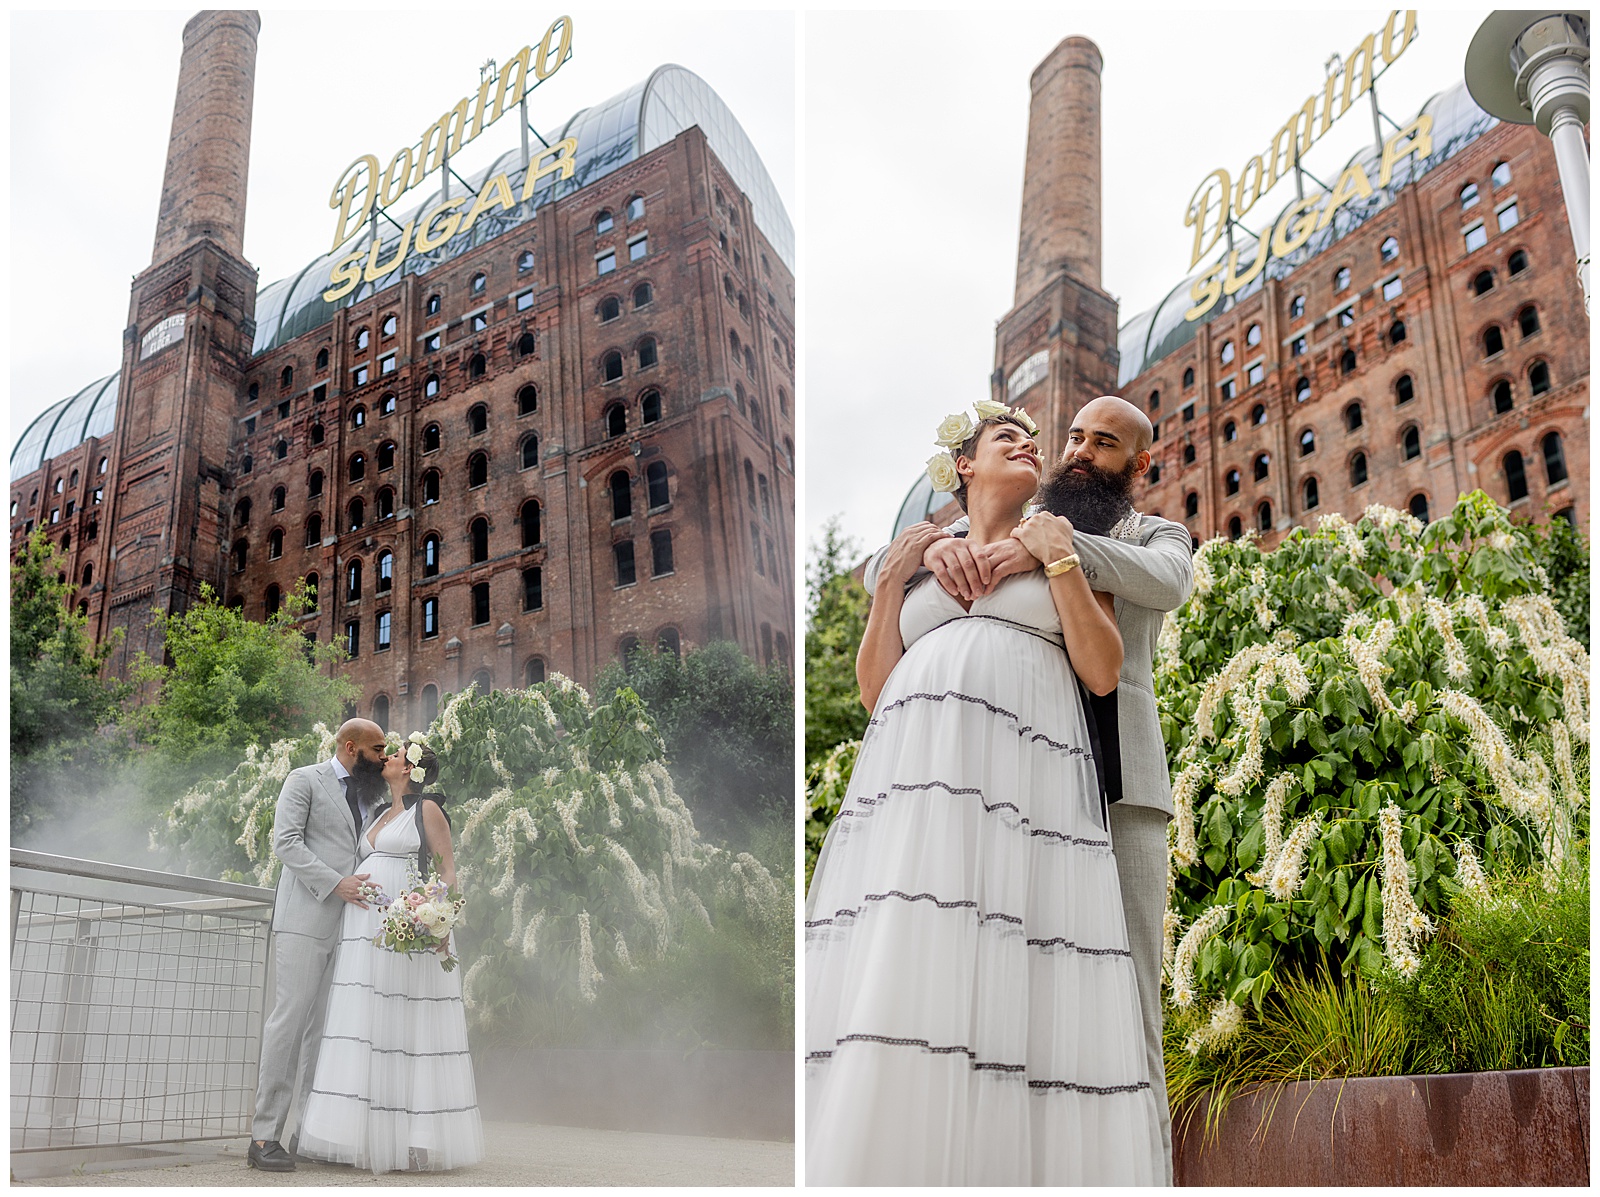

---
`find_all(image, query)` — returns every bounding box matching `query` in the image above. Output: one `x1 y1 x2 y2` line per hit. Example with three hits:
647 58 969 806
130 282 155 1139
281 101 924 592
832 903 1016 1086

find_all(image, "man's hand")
880 522 949 591
334 873 374 908
1011 511 1077 565
926 535 1040 601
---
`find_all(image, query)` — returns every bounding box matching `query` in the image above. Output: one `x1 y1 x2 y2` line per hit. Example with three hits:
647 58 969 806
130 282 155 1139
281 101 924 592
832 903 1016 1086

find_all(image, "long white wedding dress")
298 803 485 1173
805 571 1163 1185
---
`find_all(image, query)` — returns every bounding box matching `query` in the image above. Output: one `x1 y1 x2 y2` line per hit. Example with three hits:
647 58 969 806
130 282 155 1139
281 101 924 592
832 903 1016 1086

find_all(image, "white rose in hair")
406 744 423 764
933 411 975 447
973 399 1009 420
410 766 427 784
925 451 960 494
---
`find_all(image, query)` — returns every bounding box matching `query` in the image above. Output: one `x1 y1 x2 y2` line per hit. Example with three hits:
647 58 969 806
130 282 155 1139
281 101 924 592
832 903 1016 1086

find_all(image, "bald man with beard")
863 395 1193 1183
249 719 388 1172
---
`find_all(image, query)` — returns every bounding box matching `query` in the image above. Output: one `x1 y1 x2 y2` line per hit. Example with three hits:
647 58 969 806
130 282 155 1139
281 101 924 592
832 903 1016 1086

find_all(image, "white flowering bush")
1159 492 1588 1049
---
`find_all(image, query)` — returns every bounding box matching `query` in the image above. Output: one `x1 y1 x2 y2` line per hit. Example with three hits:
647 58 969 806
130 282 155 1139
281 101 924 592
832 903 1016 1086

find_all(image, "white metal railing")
10 849 274 1159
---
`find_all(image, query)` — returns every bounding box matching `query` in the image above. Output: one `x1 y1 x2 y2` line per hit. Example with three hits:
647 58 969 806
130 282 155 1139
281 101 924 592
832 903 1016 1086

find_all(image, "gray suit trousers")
251 929 340 1143
1110 802 1173 1185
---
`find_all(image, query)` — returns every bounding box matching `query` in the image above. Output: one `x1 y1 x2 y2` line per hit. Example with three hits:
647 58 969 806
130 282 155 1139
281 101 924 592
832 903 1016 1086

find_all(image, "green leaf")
1362 874 1383 941
1332 868 1350 907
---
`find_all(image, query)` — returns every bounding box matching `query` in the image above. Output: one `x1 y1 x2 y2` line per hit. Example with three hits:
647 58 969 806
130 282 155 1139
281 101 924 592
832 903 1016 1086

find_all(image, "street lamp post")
1465 12 1591 315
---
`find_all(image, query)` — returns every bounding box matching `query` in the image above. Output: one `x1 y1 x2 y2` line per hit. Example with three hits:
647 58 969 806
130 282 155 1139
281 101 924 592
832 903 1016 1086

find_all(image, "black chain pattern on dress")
833 779 1110 850
806 1036 1151 1095
868 690 1091 757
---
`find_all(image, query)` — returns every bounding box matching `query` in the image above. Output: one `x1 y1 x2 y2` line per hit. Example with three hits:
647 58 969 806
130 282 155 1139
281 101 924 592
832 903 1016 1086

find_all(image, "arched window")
281 366 293 389
316 347 329 370
271 486 286 511
1334 266 1351 291
523 567 543 612
98 456 108 475
1246 323 1262 347
1222 420 1237 442
264 583 280 617
1380 236 1399 262
1340 349 1357 374
1253 453 1270 481
471 582 490 626
426 294 441 316
274 439 288 461
1257 501 1273 532
1508 250 1529 276
1228 516 1243 540
1460 182 1479 209
1148 390 1161 412
658 628 681 658
422 470 440 504
1491 161 1511 189
1409 493 1430 523
348 453 365 482
1303 477 1320 509
599 296 620 322
1519 306 1540 338
1504 450 1528 501
603 351 623 383
1344 402 1363 431
378 392 396 417
370 693 390 731
423 423 441 453
470 517 489 564
1184 492 1199 518
377 442 395 471
641 389 662 424
354 328 370 353
595 210 614 234
606 403 626 438
1220 340 1235 365
518 385 538 416
1183 443 1196 465
1251 404 1267 426
268 527 284 559
521 499 541 547
1350 452 1368 486
1299 429 1315 456
468 353 486 380
1294 376 1311 403
634 282 653 308
1225 468 1241 496
350 405 366 428
232 539 248 572
1395 374 1415 405
1183 366 1195 388
525 658 546 685
376 550 393 593
521 434 540 470
609 470 632 520
376 487 394 520
1483 327 1504 357
1529 361 1551 395
347 559 362 601
468 452 488 488
637 337 658 369
517 332 536 357
348 498 365 531
518 250 534 272
310 422 324 445
1543 431 1568 485
749 398 765 433
235 497 252 526
1471 270 1495 296
304 572 319 612
471 272 486 296
1402 426 1421 461
1492 379 1514 414
468 404 488 435
425 374 440 398
1389 320 1407 345
241 454 253 474
423 534 440 577
305 512 322 545
646 461 669 509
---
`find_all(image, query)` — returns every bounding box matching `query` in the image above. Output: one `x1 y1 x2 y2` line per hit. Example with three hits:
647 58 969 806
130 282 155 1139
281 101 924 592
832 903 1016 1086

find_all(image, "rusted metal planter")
1173 1067 1589 1185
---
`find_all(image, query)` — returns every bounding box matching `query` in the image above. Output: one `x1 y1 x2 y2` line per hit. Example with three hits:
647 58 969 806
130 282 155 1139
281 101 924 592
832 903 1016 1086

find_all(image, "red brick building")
10 12 795 732
894 49 1586 547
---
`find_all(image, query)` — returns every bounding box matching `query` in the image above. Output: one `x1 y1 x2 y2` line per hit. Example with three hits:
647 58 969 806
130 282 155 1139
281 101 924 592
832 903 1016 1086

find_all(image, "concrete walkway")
15 1121 795 1187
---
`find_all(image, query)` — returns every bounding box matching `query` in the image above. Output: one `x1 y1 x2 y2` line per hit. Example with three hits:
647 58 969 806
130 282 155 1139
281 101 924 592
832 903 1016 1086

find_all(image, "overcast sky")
8 8 796 450
802 9 1495 558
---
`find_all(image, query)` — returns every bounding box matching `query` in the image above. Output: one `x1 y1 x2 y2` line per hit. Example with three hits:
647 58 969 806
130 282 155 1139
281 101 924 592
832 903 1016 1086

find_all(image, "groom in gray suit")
864 395 1192 1183
248 718 388 1172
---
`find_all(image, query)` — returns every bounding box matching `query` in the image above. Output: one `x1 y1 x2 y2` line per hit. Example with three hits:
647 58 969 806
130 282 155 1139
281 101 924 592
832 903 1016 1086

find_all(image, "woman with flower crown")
297 738 485 1174
804 403 1164 1184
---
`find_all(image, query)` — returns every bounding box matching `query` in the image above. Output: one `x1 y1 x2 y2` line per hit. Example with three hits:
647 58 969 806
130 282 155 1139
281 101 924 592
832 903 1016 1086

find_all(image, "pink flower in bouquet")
405 891 425 909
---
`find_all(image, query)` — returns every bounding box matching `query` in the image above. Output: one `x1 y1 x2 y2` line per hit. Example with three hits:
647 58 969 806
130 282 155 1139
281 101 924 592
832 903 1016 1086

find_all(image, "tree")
1523 513 1589 650
10 529 127 837
129 582 356 787
596 641 792 841
805 517 871 765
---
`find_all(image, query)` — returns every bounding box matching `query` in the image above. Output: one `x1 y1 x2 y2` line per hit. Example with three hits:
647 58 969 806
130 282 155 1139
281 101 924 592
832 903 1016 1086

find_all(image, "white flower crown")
925 400 1040 493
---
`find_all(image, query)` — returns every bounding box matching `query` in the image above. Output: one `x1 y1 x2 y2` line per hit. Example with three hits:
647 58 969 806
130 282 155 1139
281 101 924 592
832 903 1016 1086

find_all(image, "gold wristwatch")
1044 552 1081 578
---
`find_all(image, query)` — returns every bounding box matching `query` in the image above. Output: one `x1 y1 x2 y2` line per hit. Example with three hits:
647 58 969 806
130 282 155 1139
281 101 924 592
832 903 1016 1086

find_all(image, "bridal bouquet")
372 874 467 972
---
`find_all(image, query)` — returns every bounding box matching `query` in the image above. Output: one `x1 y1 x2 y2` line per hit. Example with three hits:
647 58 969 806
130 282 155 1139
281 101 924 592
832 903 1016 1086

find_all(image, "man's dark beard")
350 752 387 810
1035 456 1139 535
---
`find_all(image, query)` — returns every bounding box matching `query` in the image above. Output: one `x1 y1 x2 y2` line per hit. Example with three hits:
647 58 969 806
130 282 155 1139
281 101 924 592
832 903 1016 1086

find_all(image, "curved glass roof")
252 65 793 354
1116 81 1497 385
892 473 948 539
11 373 119 481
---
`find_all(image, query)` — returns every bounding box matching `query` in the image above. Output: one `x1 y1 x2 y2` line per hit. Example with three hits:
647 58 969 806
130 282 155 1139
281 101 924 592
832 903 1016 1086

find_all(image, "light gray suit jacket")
270 759 362 938
864 514 1194 818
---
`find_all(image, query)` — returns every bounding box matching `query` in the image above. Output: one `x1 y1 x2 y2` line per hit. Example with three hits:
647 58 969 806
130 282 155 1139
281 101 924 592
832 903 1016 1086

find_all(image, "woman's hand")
879 522 949 591
1010 511 1077 565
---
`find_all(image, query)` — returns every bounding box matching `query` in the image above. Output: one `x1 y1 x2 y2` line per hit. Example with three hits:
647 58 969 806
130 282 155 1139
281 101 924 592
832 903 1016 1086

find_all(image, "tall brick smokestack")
1014 36 1102 304
150 10 259 264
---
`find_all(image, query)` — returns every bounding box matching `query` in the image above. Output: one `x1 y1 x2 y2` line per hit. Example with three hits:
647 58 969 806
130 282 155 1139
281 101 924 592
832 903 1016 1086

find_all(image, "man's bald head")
335 718 388 774
1073 395 1154 456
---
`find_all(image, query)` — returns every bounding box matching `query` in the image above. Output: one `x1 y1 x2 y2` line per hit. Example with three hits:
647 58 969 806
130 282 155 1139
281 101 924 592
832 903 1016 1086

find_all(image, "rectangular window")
1496 201 1519 232
1183 403 1196 422
751 524 764 575
472 313 488 332
597 251 616 275
65 500 75 517
422 597 438 638
313 384 327 403
424 333 441 352
92 487 103 504
244 416 256 435
1247 361 1264 387
278 400 290 420
50 508 59 524
380 354 396 375
516 290 534 312
651 529 674 577
1337 306 1355 327
1382 276 1403 301
614 541 636 587
628 235 648 261
376 611 391 651
353 365 369 386
1218 377 1235 400
345 620 360 657
471 583 490 626
1291 336 1307 357
523 567 543 612
1464 222 1487 252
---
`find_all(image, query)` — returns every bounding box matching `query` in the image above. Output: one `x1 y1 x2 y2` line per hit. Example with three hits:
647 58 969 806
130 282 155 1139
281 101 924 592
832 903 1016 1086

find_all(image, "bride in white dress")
298 743 485 1174
805 409 1164 1185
